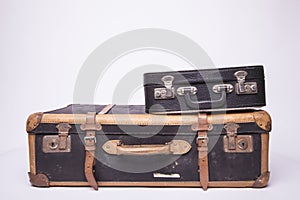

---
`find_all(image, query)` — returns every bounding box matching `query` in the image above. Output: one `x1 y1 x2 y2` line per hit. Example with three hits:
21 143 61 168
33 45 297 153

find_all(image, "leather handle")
184 89 226 109
102 140 191 155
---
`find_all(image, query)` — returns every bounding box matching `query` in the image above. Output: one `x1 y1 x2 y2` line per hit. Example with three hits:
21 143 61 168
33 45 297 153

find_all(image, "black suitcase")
144 65 266 114
27 104 271 190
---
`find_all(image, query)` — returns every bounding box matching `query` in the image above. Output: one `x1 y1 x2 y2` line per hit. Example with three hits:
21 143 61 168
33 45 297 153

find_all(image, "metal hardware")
224 122 240 150
196 136 209 144
238 138 248 150
212 84 233 94
102 139 191 155
153 173 181 178
192 123 213 132
56 123 71 150
223 135 253 153
234 70 258 94
177 86 198 96
42 135 71 153
154 75 175 99
223 122 253 153
42 123 72 153
84 136 97 144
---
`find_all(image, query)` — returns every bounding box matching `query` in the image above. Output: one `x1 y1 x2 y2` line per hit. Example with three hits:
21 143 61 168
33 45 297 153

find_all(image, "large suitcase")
143 65 266 114
26 104 271 190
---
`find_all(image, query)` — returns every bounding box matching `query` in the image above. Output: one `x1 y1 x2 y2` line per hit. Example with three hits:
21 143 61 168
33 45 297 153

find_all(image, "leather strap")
80 104 114 190
197 113 209 191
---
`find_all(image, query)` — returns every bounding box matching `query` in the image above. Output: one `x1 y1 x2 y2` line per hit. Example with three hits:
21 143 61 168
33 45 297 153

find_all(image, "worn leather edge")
28 172 49 187
39 112 257 126
26 112 43 132
254 133 270 188
48 181 256 187
253 111 272 131
253 171 270 188
261 133 269 174
28 134 36 174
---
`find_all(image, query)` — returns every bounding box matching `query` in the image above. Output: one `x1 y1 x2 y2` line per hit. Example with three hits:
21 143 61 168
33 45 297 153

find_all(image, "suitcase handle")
184 88 226 109
102 140 191 155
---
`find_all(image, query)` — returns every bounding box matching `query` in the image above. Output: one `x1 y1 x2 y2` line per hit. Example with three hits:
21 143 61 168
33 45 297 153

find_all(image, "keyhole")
238 139 248 150
49 140 58 150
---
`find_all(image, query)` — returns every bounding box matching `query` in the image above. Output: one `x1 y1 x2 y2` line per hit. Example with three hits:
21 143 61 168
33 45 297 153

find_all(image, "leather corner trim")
28 172 49 187
253 111 272 131
253 171 270 188
26 112 43 132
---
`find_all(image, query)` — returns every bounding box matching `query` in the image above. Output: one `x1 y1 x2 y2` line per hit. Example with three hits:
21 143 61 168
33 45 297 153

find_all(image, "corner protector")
26 112 43 132
253 111 272 131
28 172 49 187
253 171 270 188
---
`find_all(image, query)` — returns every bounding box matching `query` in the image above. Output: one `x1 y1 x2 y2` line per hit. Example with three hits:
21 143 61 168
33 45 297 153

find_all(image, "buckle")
196 136 209 144
84 136 97 144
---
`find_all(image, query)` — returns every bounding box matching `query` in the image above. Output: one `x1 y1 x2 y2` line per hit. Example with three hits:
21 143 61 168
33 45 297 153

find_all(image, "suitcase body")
27 104 271 189
143 65 266 114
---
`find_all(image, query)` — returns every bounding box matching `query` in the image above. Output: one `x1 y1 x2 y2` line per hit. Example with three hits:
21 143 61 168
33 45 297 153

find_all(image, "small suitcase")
143 65 266 114
26 104 271 190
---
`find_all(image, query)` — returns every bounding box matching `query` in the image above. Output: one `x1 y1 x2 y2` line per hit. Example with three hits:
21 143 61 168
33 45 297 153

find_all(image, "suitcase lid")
26 104 271 135
143 65 264 86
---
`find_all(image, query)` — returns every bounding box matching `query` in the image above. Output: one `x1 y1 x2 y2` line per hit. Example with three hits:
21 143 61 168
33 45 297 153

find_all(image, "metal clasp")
212 84 233 94
223 122 253 153
42 123 72 153
177 86 198 96
154 75 175 99
234 70 258 94
224 122 239 150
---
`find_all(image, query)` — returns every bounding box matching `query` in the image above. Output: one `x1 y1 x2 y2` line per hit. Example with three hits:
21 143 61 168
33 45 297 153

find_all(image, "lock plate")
42 135 71 153
223 135 253 153
154 75 175 99
154 88 175 99
234 70 258 94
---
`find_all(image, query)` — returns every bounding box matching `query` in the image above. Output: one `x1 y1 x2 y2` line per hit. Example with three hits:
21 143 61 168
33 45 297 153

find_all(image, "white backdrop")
1 0 300 199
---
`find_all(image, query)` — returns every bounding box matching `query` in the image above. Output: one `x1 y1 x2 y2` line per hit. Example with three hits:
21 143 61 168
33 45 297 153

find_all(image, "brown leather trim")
48 181 256 187
98 104 115 114
28 134 36 174
253 111 272 131
253 171 270 188
26 112 43 132
261 133 269 174
28 172 49 187
197 113 209 191
40 111 260 126
253 133 270 188
81 112 100 190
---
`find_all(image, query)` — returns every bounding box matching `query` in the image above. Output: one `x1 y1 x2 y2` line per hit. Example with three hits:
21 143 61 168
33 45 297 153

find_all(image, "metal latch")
223 122 253 153
234 71 258 94
42 123 72 153
177 86 198 95
154 75 175 99
212 84 233 94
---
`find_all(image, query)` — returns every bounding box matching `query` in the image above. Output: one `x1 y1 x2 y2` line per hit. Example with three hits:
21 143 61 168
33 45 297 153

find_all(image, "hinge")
223 122 253 153
234 70 258 94
154 75 175 99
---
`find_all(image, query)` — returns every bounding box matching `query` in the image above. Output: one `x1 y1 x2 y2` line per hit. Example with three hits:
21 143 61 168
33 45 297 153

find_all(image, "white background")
1 0 300 199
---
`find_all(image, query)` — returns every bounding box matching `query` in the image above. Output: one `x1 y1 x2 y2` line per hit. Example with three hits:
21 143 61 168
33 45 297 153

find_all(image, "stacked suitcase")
27 65 271 190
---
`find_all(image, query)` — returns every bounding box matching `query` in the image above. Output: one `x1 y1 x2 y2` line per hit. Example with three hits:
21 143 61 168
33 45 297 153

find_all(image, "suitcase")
143 65 266 114
26 104 271 190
